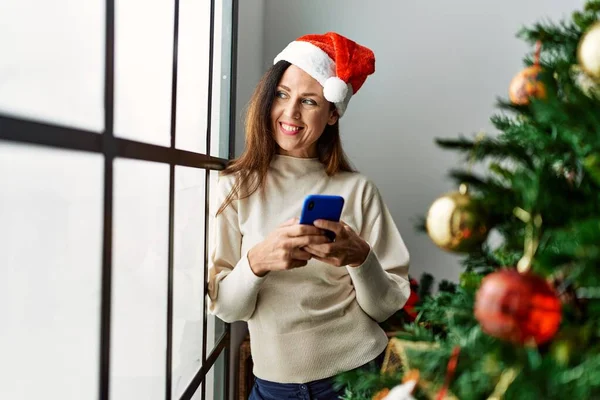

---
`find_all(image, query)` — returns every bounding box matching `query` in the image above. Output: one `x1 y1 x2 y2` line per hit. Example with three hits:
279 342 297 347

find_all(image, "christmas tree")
337 1 600 399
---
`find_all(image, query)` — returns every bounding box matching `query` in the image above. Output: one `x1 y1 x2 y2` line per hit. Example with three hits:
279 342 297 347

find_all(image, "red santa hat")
273 32 375 117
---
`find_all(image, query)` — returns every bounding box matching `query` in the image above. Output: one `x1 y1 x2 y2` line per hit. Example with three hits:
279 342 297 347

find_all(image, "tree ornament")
578 21 600 79
474 269 562 345
509 65 547 105
426 184 489 252
509 41 547 105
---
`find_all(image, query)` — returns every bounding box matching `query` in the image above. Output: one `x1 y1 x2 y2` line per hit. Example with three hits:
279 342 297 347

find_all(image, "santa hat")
273 32 375 117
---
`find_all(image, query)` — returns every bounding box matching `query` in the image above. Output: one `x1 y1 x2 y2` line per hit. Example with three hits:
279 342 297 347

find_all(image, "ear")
327 108 339 125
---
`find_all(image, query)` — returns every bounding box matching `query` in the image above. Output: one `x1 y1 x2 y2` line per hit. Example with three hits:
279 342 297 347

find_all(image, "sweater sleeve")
346 183 411 322
207 174 266 323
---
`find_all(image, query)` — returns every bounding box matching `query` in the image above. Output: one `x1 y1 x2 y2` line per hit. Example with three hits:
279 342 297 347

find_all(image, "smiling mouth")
279 122 303 135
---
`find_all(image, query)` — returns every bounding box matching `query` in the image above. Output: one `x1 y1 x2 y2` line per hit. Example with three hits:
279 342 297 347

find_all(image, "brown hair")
217 60 355 215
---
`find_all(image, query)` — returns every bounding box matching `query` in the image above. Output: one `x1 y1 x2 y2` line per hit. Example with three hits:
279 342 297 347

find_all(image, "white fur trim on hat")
274 40 353 117
274 41 335 86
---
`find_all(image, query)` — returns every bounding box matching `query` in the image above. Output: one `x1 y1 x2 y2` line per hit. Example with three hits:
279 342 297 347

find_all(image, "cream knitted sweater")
207 155 410 383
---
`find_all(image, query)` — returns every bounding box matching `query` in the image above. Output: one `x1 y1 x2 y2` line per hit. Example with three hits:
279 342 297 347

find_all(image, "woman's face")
270 65 338 158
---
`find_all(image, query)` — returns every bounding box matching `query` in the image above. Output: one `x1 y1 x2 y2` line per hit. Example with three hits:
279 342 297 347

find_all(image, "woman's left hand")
303 219 371 268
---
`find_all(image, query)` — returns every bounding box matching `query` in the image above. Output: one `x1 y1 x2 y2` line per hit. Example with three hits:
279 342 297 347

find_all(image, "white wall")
235 0 266 156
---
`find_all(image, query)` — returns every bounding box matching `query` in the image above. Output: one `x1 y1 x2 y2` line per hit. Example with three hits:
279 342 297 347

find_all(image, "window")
0 1 237 399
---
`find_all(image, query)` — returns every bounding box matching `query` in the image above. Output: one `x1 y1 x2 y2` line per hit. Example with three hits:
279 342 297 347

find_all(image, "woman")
208 32 411 400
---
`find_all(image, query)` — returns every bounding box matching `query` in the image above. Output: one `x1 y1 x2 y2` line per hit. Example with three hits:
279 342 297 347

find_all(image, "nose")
284 99 301 119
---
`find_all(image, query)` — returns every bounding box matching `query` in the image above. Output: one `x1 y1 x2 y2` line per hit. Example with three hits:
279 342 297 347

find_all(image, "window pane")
0 1 104 131
206 170 227 356
172 166 206 398
111 158 169 400
114 0 174 146
0 143 103 399
205 350 226 400
174 0 211 154
210 0 233 159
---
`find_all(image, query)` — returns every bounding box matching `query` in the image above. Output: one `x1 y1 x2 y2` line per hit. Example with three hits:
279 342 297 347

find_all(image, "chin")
275 139 297 153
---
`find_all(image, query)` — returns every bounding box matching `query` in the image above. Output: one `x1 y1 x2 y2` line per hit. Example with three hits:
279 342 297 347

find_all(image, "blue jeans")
248 350 385 400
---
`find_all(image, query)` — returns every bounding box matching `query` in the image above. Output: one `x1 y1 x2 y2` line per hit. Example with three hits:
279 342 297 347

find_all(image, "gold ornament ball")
509 65 547 105
578 21 600 79
426 185 489 252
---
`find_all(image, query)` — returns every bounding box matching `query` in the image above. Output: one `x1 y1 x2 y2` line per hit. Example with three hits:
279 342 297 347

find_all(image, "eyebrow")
278 85 321 98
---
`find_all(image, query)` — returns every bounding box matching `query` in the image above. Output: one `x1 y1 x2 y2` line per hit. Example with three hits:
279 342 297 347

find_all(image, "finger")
291 235 331 248
313 219 343 235
303 245 328 258
287 223 326 237
291 248 313 261
280 217 299 227
307 243 338 257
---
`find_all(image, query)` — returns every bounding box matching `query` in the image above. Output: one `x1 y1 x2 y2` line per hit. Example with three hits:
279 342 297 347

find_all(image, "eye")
302 98 317 106
275 90 287 99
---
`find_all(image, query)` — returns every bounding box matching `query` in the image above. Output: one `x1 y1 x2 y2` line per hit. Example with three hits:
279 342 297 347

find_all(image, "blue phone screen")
299 195 344 241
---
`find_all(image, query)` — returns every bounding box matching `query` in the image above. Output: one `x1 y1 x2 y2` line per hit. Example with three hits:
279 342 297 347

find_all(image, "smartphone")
299 194 345 241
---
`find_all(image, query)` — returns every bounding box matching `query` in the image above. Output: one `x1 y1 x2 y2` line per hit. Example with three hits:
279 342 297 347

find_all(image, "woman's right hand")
247 217 331 277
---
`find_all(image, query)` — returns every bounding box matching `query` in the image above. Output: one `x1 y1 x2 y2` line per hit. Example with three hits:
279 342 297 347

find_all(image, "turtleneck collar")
270 154 325 176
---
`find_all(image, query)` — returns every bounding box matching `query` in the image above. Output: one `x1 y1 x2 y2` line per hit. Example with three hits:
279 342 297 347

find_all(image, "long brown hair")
217 60 355 215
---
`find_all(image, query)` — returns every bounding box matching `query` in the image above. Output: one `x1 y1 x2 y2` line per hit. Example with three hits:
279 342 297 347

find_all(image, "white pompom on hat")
273 32 375 117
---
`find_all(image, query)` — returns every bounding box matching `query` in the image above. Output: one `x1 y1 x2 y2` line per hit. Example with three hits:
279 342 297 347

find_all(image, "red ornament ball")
509 65 547 105
474 269 562 345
